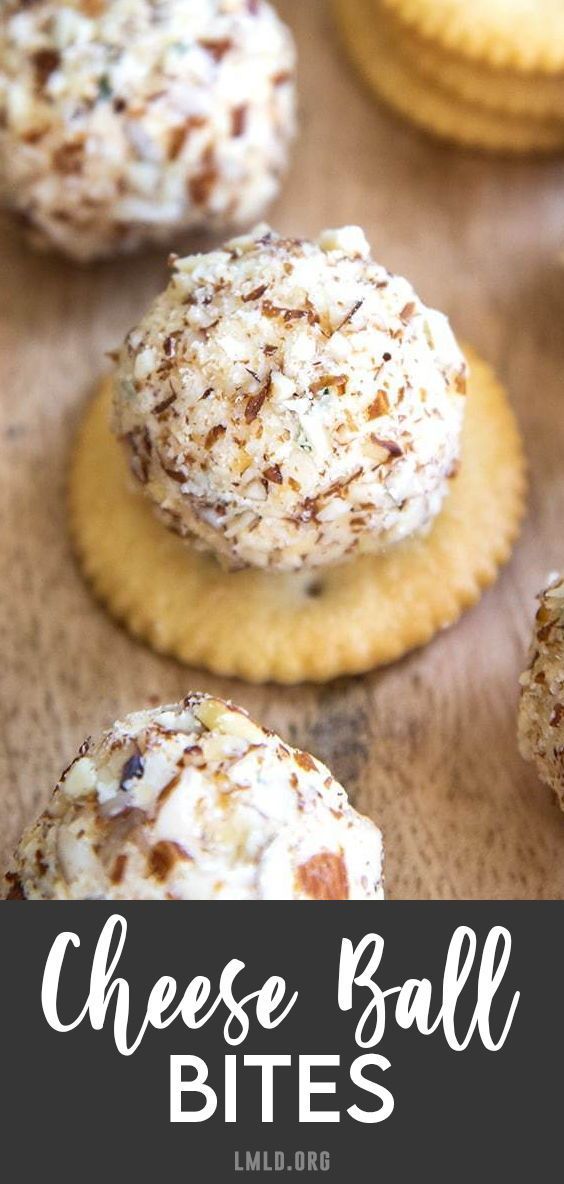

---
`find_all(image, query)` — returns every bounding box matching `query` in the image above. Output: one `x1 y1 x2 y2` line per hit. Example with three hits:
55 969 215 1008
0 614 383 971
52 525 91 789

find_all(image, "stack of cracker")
334 0 564 153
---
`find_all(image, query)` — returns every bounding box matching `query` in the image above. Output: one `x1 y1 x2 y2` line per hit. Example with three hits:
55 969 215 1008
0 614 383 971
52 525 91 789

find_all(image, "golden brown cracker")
69 349 526 684
396 20 564 119
380 0 564 74
335 0 564 152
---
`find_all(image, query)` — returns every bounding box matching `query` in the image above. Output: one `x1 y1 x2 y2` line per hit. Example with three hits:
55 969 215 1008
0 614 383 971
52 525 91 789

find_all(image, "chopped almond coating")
0 0 296 261
518 576 564 806
4 693 384 900
113 224 467 571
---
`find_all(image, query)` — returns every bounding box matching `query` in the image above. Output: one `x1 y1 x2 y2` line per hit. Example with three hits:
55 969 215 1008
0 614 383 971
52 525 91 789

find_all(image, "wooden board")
1 0 563 899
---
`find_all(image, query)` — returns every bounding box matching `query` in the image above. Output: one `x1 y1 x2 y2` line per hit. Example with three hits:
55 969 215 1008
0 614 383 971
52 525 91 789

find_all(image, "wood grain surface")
1 0 563 899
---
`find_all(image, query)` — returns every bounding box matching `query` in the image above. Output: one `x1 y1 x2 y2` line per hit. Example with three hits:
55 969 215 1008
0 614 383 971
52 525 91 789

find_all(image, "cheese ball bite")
0 0 296 262
4 693 384 900
518 576 564 806
113 224 468 572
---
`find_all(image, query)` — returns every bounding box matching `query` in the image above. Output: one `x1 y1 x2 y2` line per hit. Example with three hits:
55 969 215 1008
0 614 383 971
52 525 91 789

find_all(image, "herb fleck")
119 750 144 790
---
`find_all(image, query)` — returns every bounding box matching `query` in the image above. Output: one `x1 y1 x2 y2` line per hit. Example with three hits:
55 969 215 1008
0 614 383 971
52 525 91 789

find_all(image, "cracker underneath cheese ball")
0 0 295 262
4 694 384 900
113 224 467 572
518 576 564 806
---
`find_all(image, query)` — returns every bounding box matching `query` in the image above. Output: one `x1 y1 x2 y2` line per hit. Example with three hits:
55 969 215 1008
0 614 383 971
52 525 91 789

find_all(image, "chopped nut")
264 463 283 484
62 757 97 800
297 852 349 900
193 698 264 742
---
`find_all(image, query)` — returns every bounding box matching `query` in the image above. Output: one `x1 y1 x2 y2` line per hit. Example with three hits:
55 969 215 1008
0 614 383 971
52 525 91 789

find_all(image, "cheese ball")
113 224 467 572
4 693 384 900
0 0 296 262
518 576 564 806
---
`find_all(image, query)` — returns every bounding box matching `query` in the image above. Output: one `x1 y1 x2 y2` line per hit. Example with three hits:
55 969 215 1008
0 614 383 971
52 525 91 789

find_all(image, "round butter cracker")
69 348 526 684
380 0 564 74
335 0 564 152
396 21 564 119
